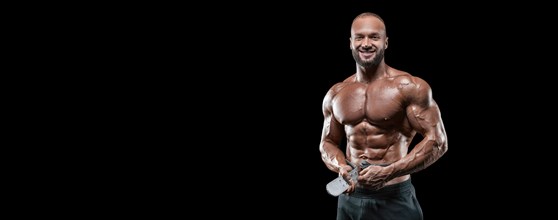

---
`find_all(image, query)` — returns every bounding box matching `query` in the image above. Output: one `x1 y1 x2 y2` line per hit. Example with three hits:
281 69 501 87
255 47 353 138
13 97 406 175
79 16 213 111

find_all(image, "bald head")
351 12 387 37
353 12 385 24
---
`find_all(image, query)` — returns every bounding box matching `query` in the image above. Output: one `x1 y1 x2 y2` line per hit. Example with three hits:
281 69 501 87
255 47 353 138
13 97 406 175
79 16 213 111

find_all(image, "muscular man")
319 12 448 220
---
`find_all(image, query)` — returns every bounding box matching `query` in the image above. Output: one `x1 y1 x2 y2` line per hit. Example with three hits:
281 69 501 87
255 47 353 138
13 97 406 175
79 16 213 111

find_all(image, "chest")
332 83 406 125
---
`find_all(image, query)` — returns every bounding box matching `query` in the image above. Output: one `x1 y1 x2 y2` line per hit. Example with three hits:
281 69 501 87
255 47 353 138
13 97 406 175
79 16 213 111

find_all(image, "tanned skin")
319 13 448 193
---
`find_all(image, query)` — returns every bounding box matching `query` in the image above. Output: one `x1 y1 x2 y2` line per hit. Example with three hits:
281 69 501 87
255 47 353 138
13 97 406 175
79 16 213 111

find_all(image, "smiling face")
350 15 389 68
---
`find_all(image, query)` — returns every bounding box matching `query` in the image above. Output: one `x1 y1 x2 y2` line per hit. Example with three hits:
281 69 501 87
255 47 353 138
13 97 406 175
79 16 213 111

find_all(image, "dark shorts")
337 179 423 220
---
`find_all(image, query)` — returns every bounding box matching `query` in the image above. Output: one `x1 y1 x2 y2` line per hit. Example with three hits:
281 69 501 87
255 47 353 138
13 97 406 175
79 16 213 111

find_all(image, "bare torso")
331 70 417 185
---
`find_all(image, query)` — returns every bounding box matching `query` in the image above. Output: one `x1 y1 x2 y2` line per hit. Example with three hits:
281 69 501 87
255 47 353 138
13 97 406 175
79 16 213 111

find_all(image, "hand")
357 165 393 190
338 164 357 193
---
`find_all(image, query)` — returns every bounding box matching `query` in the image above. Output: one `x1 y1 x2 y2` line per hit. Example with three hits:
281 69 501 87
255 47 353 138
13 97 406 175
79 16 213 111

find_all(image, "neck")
355 61 388 83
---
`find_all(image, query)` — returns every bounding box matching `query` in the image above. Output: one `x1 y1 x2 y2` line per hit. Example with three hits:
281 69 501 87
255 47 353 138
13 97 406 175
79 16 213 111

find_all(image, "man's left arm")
389 77 448 178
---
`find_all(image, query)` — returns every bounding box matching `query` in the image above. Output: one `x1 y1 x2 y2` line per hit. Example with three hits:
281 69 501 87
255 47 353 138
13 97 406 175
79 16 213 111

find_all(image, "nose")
361 37 372 48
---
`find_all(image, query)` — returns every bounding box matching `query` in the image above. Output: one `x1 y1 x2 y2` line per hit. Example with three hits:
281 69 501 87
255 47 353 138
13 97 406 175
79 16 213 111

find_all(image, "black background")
117 0 556 218
262 3 457 219
231 2 456 219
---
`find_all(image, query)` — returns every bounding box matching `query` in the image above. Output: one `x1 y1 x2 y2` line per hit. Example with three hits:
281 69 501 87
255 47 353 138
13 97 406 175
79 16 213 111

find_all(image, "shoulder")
324 82 347 102
389 68 430 90
390 69 432 101
322 80 353 112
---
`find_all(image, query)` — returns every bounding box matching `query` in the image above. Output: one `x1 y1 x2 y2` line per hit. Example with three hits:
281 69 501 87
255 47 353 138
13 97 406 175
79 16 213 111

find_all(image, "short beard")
352 48 384 68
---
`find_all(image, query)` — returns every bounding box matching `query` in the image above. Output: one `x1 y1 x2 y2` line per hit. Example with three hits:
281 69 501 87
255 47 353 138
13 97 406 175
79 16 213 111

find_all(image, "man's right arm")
319 88 348 174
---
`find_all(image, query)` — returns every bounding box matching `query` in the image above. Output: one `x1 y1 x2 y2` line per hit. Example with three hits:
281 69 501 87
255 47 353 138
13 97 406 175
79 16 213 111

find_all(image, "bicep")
321 94 344 144
322 113 344 145
405 79 445 139
406 101 444 138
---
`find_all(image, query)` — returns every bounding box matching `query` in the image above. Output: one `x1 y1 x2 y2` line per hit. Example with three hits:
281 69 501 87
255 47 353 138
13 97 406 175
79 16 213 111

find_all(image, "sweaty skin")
319 14 448 193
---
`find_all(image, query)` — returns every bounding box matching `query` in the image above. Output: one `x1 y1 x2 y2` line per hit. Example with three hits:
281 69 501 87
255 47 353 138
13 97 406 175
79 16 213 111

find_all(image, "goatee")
352 48 384 68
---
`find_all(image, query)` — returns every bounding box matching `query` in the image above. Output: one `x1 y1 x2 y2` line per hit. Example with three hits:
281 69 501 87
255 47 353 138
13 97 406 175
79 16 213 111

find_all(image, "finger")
346 181 356 193
357 175 368 182
346 185 354 193
359 169 367 175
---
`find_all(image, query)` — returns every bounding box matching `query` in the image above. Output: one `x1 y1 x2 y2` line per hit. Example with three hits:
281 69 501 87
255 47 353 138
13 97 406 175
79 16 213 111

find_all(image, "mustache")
358 46 377 52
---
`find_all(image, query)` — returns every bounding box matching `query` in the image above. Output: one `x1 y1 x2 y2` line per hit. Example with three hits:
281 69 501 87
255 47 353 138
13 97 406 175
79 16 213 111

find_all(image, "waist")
353 177 413 197
382 175 410 186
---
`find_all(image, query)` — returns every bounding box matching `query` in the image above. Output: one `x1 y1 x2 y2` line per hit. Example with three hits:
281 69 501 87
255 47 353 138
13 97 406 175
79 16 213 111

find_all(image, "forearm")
389 138 447 179
320 140 347 173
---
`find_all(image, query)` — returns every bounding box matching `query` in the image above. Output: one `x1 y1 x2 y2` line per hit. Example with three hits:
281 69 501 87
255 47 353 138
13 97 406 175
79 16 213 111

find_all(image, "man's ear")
385 37 389 49
349 37 352 49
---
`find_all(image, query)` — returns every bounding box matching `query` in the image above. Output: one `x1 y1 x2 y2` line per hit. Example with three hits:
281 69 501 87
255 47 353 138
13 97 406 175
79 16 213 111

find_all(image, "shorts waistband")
351 179 413 197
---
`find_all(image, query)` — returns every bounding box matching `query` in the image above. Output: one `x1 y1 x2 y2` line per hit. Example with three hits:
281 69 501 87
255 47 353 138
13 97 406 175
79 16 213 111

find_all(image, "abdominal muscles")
346 121 411 164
